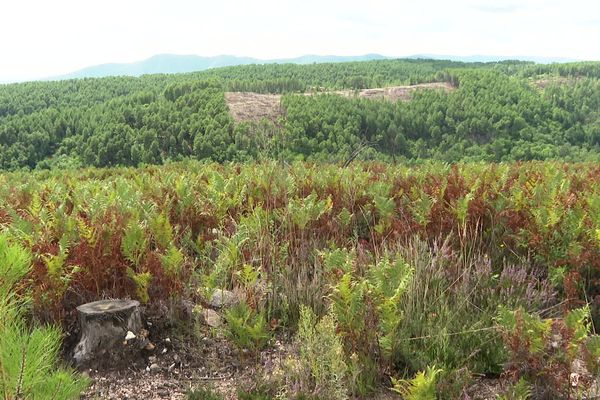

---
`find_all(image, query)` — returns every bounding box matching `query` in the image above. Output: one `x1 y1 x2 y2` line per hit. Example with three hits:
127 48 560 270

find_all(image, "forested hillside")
1 59 599 169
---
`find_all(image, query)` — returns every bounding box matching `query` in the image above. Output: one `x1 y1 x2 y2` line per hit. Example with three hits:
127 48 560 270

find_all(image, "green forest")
1 59 599 170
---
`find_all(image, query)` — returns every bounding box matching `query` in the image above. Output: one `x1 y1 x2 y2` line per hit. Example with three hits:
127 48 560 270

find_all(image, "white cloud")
0 0 599 82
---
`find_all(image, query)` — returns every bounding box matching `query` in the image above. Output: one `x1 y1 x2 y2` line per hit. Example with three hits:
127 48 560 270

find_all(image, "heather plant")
276 306 348 400
393 238 556 376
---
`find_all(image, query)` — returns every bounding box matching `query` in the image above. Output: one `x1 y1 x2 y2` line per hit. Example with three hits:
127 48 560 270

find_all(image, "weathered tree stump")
73 299 143 366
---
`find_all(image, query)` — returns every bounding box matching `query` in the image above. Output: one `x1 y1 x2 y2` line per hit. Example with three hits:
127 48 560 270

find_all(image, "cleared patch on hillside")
225 82 455 123
531 76 581 90
333 81 455 101
225 92 283 123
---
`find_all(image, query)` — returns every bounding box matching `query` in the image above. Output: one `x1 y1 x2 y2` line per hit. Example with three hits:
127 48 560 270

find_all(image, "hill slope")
1 58 599 169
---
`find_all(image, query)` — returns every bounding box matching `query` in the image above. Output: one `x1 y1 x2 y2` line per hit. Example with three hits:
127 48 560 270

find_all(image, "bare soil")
79 327 502 399
225 92 283 124
77 301 504 400
331 81 454 101
225 82 455 124
531 76 581 89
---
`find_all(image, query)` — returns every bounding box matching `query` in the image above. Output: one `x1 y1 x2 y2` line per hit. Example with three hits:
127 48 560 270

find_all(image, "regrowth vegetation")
1 161 600 397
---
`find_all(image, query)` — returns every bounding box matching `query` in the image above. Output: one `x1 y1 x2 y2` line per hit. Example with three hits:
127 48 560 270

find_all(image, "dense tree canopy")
0 59 599 169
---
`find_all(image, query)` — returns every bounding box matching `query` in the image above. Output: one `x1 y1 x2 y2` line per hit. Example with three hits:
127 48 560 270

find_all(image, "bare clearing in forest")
531 76 582 89
332 81 454 101
225 92 283 123
225 82 455 123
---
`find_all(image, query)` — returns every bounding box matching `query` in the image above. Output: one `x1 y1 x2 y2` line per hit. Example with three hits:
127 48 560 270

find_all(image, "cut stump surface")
73 299 143 367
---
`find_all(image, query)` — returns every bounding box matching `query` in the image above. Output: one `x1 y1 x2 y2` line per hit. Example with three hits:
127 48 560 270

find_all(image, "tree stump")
73 299 143 366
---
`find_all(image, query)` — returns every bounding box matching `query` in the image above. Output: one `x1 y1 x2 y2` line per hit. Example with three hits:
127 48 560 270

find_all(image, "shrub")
393 238 555 375
0 234 89 399
276 306 348 400
326 249 415 393
496 306 600 399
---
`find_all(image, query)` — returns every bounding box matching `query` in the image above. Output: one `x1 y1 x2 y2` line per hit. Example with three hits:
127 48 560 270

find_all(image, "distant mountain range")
51 54 389 80
50 53 580 81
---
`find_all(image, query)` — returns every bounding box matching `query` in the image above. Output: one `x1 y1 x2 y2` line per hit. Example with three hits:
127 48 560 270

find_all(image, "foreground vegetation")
1 59 599 170
1 161 600 398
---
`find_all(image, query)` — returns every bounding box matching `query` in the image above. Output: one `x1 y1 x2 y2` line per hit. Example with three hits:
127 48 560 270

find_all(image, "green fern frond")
391 366 442 400
122 221 147 267
160 245 184 278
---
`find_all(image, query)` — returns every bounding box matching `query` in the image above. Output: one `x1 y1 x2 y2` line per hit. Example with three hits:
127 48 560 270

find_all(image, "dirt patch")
531 76 581 90
79 313 505 400
333 81 455 101
225 82 455 124
225 92 283 124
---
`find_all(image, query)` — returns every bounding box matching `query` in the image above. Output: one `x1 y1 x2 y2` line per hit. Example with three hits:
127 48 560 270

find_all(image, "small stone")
125 331 136 341
148 356 157 363
209 289 237 308
201 308 222 328
145 342 156 351
162 348 168 354
164 337 171 344
149 363 160 372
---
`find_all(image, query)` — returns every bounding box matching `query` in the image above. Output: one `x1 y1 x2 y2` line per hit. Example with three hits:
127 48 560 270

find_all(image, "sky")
1 0 599 82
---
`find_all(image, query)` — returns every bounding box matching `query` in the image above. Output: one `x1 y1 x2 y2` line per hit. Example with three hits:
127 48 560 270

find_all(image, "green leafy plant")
122 221 147 267
126 268 152 303
160 245 184 278
391 366 442 400
122 221 152 302
186 386 224 400
497 378 532 400
224 301 271 355
328 252 414 395
149 212 174 250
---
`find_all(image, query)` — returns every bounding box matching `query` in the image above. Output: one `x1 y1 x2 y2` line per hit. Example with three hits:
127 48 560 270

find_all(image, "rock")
149 363 160 372
209 289 237 308
201 308 222 328
125 331 136 341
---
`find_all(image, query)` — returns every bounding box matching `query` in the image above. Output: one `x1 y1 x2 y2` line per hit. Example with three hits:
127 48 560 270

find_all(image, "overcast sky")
1 0 599 82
